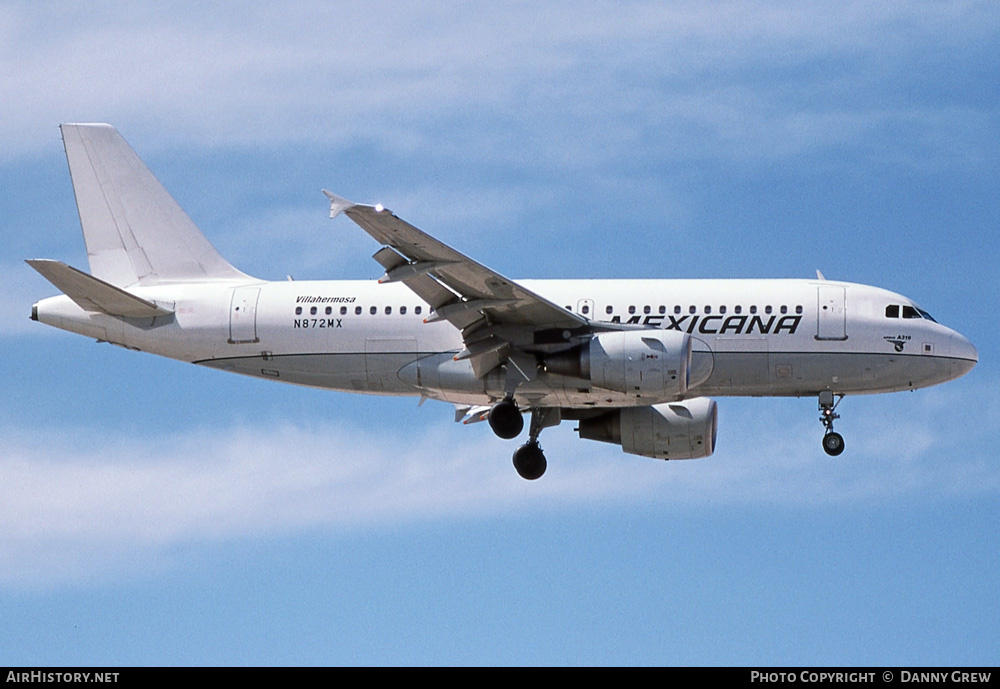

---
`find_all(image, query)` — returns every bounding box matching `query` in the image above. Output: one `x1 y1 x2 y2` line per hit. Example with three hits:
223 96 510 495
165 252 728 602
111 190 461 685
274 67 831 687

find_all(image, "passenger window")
385 306 392 315
605 305 613 315
643 305 651 314
310 307 317 315
719 305 727 314
629 305 636 314
750 305 757 314
370 306 377 315
734 305 742 314
765 305 772 314
796 305 803 314
674 305 681 315
295 306 302 315
326 306 332 315
659 305 666 314
780 305 787 314
415 306 422 315
341 306 347 315
355 306 362 315
582 304 590 315
885 305 899 318
400 306 407 315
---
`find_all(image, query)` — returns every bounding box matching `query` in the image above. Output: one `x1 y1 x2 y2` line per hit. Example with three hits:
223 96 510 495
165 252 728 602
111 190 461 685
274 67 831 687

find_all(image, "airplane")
28 124 979 480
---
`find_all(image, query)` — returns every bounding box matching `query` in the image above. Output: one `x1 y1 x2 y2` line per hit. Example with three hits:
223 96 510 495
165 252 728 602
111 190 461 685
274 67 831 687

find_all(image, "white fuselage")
34 276 979 409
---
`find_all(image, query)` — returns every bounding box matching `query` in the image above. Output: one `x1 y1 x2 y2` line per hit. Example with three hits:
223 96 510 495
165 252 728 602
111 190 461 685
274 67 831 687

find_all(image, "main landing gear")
488 398 558 480
818 391 845 456
488 396 524 439
513 440 546 481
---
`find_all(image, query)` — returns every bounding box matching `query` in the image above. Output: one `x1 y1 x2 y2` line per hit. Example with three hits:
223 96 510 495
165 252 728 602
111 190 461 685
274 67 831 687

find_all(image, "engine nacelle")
546 330 693 399
578 397 718 460
591 330 692 397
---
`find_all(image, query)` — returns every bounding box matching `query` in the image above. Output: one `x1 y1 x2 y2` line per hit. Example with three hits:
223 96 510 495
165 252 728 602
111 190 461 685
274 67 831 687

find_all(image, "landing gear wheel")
818 392 845 457
513 441 547 480
822 431 845 456
488 398 524 439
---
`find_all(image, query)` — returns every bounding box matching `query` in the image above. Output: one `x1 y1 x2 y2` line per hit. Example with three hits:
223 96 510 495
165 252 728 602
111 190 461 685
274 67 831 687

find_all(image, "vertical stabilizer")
60 123 248 286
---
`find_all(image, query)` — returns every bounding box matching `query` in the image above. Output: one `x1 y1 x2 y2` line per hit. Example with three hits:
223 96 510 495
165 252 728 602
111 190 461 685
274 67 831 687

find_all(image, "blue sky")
1 1 998 666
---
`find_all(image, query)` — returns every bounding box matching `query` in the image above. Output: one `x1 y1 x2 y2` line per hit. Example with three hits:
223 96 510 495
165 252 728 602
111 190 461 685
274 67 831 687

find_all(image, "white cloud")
1 379 995 590
2 1 994 169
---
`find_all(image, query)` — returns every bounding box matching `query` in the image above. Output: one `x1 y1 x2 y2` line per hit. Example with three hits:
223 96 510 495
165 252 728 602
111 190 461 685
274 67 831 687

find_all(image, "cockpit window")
887 303 936 321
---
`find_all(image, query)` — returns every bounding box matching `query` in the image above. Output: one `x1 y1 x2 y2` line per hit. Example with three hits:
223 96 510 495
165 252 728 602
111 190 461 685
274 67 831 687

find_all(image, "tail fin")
60 123 247 286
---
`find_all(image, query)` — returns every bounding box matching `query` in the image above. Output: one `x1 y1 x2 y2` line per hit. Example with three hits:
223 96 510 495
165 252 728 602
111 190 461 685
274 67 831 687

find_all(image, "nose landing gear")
818 391 845 456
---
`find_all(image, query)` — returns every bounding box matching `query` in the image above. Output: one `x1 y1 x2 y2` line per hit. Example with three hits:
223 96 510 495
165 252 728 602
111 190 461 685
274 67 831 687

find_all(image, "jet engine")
545 330 698 399
577 397 718 459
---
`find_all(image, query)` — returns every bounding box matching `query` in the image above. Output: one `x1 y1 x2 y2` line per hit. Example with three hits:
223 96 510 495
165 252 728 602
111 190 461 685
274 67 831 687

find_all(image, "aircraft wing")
325 191 595 381
324 192 588 334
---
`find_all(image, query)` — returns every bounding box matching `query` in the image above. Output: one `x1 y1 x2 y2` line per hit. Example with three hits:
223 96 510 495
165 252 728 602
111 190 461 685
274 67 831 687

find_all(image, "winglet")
322 190 355 219
816 269 827 281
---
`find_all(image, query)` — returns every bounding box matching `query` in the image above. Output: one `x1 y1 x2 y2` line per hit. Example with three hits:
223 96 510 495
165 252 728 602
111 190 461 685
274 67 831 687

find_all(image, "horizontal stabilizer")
26 259 173 317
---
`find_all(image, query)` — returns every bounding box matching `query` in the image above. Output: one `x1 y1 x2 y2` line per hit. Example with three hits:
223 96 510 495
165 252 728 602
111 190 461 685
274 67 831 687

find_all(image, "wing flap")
370 246 456 309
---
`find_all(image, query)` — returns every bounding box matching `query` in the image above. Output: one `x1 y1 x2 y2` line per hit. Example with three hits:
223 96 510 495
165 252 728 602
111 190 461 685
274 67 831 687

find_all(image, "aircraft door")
229 286 261 344
576 299 594 318
816 285 847 340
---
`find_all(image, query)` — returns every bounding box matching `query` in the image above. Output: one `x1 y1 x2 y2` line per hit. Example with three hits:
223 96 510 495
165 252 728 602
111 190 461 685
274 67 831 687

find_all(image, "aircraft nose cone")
950 333 978 377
